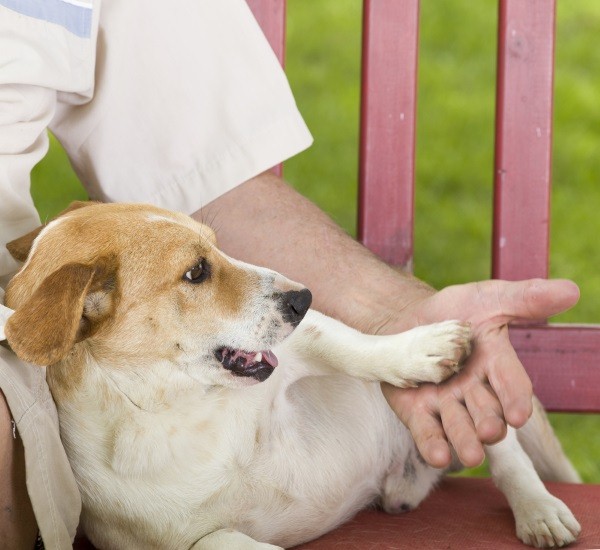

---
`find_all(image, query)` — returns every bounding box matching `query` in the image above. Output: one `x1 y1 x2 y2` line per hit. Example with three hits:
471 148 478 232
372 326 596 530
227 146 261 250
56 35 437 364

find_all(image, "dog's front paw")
401 320 471 386
515 495 581 548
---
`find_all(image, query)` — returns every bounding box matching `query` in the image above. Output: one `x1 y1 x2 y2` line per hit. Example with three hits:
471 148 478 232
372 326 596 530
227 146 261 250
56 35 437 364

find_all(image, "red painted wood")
510 325 600 412
358 0 420 269
246 0 286 177
295 478 600 549
76 478 600 548
492 0 556 280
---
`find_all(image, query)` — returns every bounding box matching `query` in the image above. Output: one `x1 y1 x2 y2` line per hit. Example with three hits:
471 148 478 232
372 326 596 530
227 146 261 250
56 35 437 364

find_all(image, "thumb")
499 278 580 322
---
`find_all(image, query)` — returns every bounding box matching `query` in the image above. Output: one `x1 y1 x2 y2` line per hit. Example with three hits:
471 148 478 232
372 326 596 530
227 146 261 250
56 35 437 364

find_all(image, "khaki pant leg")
0 348 81 550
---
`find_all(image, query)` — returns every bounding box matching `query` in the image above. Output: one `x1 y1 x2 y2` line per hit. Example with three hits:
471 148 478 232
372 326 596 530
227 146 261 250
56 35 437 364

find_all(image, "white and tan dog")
4 202 581 549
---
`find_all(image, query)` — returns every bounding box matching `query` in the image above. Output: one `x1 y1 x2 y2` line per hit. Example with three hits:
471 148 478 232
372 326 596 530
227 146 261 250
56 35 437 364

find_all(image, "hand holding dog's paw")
379 279 579 469
397 320 472 387
515 495 581 548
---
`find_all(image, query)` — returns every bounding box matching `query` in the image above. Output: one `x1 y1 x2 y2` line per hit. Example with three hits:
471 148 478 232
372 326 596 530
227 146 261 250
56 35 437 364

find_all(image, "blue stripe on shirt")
0 0 92 38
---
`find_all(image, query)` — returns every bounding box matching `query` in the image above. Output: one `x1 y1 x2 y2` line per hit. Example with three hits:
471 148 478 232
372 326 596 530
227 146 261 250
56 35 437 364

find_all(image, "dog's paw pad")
516 497 581 548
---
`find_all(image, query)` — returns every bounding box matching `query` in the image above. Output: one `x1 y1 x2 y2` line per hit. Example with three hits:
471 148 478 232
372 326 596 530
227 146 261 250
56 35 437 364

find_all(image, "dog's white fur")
4 203 581 549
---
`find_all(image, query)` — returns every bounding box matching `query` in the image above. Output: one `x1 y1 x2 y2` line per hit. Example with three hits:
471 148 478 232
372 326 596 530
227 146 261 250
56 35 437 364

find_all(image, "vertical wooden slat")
246 0 286 177
492 0 556 280
358 0 420 269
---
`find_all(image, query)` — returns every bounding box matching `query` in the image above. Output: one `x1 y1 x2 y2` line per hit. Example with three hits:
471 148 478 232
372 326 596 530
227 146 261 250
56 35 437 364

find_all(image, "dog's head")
4 202 311 391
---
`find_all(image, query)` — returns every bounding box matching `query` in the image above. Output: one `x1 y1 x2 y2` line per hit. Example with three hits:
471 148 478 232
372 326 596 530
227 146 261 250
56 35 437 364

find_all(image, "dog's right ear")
5 255 117 366
6 201 94 262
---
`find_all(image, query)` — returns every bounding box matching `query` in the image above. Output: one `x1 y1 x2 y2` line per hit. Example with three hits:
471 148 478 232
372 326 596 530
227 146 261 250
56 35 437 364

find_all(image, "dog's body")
55 312 439 549
4 203 581 549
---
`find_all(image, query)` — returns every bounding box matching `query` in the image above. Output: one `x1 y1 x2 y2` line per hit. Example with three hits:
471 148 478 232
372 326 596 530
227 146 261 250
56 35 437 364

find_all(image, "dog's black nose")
279 288 312 327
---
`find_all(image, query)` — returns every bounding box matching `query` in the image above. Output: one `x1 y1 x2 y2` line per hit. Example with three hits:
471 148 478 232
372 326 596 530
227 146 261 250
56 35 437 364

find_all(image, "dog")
3 202 581 549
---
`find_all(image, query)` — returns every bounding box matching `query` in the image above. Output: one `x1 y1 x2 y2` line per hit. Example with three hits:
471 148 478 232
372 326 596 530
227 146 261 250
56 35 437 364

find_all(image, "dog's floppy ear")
5 256 117 366
6 201 94 262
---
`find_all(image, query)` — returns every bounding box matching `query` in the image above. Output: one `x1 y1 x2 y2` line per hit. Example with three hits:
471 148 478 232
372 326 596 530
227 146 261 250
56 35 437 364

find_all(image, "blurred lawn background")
31 1 599 481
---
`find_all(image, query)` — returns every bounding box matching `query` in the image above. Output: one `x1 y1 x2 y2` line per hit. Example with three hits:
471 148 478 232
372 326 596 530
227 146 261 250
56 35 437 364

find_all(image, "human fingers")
439 392 485 467
486 329 533 428
463 377 507 445
381 383 452 469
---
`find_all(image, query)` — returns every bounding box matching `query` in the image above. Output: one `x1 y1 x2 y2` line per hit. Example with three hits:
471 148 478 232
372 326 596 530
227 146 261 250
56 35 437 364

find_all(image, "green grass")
31 134 88 222
31 0 599 482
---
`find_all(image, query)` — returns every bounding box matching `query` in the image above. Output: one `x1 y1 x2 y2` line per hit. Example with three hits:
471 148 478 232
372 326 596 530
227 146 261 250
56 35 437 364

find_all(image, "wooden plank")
246 0 286 177
510 325 600 412
358 0 420 269
492 0 556 279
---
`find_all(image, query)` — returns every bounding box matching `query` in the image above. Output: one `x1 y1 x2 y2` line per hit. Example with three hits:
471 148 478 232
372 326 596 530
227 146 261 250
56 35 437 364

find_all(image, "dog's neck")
48 346 204 412
51 348 269 481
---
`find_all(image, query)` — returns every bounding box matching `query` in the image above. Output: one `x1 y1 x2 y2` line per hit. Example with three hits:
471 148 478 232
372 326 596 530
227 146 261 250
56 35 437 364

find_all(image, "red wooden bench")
247 0 600 548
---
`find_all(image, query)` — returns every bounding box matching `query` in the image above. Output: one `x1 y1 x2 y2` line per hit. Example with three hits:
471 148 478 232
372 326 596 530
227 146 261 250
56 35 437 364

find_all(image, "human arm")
198 170 434 332
197 170 579 468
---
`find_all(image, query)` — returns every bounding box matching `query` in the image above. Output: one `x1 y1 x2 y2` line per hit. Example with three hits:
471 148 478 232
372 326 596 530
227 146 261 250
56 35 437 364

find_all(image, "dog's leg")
284 310 471 387
192 529 283 550
516 396 581 483
486 427 581 548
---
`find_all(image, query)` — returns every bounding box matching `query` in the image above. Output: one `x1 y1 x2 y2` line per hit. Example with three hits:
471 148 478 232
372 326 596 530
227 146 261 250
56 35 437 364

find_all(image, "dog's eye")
183 260 210 284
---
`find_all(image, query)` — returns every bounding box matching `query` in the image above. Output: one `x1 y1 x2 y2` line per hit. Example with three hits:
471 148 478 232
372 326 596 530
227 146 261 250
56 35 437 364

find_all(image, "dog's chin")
215 347 278 384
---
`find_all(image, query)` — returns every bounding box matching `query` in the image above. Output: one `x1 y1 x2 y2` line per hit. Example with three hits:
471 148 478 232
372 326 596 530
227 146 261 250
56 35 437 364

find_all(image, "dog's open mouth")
216 347 278 382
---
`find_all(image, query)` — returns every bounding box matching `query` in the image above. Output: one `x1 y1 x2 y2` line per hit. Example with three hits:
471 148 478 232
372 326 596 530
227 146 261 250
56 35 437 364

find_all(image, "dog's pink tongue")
262 350 278 368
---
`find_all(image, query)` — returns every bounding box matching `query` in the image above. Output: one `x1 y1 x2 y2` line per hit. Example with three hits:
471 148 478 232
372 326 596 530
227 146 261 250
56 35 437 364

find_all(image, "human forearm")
196 171 433 333
196 172 579 469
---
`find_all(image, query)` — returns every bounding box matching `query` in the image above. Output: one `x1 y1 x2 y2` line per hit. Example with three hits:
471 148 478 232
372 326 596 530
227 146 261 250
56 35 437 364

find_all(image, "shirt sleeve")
0 2 96 278
50 0 313 216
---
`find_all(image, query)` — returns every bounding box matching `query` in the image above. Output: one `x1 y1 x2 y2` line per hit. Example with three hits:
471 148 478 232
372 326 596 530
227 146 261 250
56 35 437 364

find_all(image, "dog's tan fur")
4 203 581 549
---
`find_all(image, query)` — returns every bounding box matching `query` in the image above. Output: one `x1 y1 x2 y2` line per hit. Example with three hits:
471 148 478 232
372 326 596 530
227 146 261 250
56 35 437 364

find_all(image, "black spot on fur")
403 452 417 481
415 449 428 466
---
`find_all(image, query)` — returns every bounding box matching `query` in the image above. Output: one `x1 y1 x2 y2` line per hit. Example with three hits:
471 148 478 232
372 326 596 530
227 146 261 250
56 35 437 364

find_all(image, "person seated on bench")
0 1 579 547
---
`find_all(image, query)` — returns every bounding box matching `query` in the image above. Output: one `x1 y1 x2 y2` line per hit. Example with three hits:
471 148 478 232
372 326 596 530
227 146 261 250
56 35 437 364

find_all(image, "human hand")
379 279 579 469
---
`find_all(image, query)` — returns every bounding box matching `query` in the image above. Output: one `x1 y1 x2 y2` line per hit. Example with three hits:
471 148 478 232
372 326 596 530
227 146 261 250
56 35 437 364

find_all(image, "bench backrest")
246 0 600 413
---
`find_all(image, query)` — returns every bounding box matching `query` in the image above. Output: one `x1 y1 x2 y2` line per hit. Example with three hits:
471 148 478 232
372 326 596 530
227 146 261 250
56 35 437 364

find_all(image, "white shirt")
0 0 312 278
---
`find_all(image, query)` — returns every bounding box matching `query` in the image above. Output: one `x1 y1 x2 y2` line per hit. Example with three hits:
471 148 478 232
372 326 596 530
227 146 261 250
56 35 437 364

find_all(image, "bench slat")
358 0 420 269
246 0 286 177
492 0 556 280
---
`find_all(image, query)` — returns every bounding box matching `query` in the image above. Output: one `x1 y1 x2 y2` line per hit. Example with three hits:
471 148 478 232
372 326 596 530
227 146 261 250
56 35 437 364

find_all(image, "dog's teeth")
254 352 263 363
